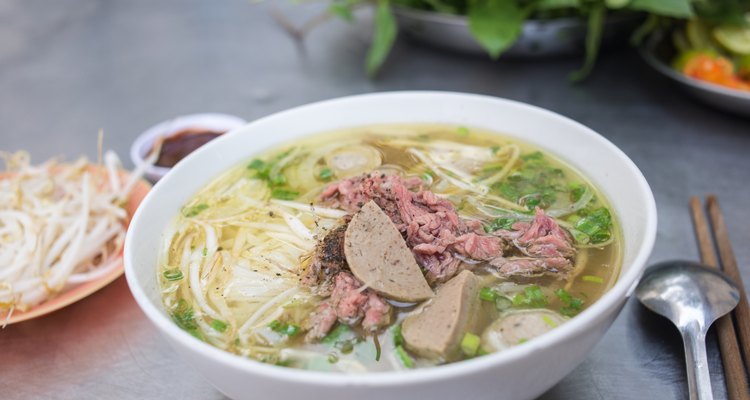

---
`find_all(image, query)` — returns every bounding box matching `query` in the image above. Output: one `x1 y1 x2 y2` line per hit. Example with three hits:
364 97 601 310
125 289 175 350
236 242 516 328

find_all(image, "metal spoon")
636 260 740 400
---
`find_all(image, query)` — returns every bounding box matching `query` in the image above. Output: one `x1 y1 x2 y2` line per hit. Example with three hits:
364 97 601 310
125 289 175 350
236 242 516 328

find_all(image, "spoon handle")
681 324 713 400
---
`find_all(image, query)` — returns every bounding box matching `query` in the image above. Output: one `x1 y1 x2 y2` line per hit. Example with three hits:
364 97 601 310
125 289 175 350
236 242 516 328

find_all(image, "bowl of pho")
124 92 656 400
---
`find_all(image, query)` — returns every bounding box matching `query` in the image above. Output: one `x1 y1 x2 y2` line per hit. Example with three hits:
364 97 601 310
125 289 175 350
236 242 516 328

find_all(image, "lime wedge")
713 26 750 55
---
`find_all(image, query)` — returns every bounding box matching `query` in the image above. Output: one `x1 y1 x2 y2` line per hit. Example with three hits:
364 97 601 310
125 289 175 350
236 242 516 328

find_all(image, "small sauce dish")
130 113 247 182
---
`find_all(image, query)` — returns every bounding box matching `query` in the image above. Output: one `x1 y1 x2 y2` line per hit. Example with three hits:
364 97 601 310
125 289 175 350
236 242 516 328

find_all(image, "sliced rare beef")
489 208 576 278
344 201 433 302
321 173 504 283
305 271 393 341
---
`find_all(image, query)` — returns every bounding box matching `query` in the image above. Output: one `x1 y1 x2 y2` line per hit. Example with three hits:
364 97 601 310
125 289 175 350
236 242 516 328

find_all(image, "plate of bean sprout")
0 150 150 326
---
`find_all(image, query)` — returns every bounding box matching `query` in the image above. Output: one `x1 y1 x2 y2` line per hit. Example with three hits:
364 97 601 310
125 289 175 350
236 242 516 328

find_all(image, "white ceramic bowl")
124 92 657 400
130 113 247 182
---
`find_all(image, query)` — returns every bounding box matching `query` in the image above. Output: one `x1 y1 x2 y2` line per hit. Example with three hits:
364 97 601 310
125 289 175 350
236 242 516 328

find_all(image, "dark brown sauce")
153 127 224 168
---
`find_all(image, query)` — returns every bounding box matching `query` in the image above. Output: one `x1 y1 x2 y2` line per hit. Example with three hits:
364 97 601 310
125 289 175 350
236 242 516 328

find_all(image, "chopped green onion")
327 353 339 364
460 333 481 357
541 315 558 328
163 268 183 281
395 345 414 368
202 247 207 257
269 174 287 186
489 145 501 153
517 338 528 345
582 275 604 284
319 167 334 181
479 287 498 302
268 320 301 337
183 204 209 217
392 324 404 347
457 126 470 136
323 324 355 344
271 188 299 200
211 320 228 333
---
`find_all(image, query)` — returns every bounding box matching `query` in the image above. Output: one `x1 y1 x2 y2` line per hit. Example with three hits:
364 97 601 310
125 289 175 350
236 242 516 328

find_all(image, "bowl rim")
124 91 657 387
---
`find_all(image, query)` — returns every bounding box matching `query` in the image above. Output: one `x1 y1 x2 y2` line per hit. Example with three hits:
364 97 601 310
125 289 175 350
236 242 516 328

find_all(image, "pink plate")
3 169 151 325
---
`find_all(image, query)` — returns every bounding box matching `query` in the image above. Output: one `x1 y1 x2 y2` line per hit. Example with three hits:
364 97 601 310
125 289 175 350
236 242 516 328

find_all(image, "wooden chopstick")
690 197 749 400
707 196 750 375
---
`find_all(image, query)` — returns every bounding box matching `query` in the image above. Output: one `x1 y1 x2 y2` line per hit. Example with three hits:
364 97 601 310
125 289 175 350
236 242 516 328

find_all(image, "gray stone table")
1 0 749 399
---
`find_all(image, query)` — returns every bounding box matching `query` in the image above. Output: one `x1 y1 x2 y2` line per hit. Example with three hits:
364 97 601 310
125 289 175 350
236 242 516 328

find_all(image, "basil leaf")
569 4 605 82
468 0 524 59
627 0 693 18
366 0 397 76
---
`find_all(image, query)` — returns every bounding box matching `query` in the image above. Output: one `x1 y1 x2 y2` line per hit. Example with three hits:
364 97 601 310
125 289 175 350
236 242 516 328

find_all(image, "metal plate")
393 7 639 58
640 35 750 118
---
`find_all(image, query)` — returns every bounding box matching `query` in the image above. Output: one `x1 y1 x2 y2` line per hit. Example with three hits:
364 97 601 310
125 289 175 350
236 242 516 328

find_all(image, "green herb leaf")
569 4 605 82
512 285 548 308
163 268 184 281
171 299 204 340
211 320 228 333
485 217 516 232
555 288 584 317
575 207 612 244
366 0 397 76
468 0 524 59
271 188 300 200
628 0 693 18
183 204 209 218
323 324 356 344
319 167 334 181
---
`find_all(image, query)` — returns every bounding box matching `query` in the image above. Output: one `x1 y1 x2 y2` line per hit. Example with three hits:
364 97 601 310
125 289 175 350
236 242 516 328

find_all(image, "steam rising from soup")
158 125 621 372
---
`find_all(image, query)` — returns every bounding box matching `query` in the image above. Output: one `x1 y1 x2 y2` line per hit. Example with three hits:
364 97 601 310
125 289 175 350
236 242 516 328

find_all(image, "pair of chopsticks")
690 196 750 400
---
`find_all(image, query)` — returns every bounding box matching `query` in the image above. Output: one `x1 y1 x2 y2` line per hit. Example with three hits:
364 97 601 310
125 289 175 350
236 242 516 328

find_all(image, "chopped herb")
163 268 183 281
247 159 266 171
490 145 501 153
460 333 481 357
271 188 299 200
492 151 566 210
517 338 528 344
327 353 339 364
479 287 498 302
421 171 433 183
395 345 414 368
322 324 359 351
511 285 548 308
202 247 208 257
457 126 470 136
555 288 584 317
575 207 612 244
183 204 209 217
323 324 355 344
569 183 586 203
211 320 228 333
477 347 490 356
246 150 294 188
392 323 404 347
171 299 203 340
484 217 516 233
582 275 604 284
268 320 302 337
541 315 558 328
319 167 334 181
